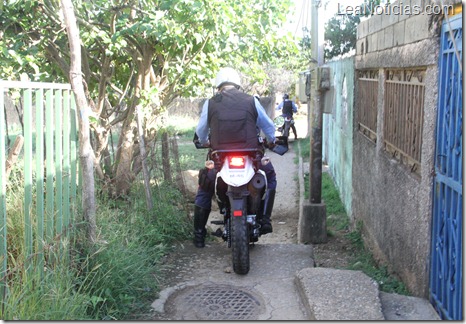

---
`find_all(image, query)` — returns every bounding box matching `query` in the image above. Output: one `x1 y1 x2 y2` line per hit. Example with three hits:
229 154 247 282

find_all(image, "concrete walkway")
150 241 439 320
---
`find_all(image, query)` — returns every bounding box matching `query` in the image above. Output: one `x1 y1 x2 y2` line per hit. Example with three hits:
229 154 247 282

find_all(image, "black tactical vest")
208 88 260 150
282 100 293 116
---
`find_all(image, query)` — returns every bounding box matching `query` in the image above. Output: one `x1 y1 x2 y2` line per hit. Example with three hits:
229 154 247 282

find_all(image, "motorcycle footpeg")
210 220 224 225
211 228 223 237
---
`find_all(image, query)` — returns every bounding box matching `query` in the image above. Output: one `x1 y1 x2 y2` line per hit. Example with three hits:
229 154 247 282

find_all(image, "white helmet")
215 67 241 89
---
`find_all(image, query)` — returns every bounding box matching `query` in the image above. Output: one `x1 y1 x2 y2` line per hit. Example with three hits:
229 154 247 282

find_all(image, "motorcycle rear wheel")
231 211 250 275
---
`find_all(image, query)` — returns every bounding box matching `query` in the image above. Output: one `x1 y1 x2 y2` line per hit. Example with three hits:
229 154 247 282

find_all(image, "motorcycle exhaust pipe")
248 173 266 214
250 173 266 190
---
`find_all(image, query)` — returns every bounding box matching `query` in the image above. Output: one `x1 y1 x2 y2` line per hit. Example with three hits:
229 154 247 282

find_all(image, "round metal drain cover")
164 284 265 320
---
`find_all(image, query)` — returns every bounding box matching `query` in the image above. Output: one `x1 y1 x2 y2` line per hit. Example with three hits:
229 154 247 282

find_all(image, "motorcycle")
194 138 287 275
273 115 294 145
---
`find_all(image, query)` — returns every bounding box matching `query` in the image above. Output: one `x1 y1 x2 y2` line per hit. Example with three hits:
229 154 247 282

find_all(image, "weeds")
2 149 193 320
345 222 409 295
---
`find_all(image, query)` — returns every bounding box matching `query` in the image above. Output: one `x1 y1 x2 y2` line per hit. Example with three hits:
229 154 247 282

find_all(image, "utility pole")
299 0 327 244
309 0 322 204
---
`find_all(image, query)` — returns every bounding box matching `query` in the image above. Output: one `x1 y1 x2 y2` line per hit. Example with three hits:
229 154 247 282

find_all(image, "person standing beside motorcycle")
276 93 298 140
192 67 278 248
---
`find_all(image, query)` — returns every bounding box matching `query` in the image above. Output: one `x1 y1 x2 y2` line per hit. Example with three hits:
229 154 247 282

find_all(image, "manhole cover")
164 284 265 320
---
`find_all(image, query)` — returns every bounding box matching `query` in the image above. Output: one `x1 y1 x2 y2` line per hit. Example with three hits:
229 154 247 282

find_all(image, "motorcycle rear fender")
218 155 255 187
229 195 246 217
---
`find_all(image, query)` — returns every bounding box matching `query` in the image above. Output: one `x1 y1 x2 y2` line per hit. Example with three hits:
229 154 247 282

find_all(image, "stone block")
377 30 385 51
295 268 385 320
368 13 383 34
393 20 405 46
357 19 369 39
405 14 430 43
384 25 394 49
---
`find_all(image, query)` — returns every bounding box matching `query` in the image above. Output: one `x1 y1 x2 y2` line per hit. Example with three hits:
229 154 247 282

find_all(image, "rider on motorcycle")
193 67 278 248
276 93 298 140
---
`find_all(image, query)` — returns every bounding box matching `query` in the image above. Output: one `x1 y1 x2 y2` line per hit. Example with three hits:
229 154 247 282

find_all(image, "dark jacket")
208 87 260 150
282 100 293 116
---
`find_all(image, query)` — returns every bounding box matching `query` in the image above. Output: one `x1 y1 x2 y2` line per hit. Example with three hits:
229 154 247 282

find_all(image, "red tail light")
229 156 245 168
233 210 243 217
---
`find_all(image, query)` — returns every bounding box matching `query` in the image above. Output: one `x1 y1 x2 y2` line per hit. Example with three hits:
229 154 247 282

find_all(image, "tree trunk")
113 112 136 197
113 45 154 197
60 0 96 243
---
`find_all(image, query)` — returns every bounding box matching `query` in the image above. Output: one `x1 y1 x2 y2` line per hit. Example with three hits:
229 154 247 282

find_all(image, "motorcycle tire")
231 207 250 275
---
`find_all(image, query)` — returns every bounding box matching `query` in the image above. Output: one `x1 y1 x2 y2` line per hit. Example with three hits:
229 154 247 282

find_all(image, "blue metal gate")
430 13 463 321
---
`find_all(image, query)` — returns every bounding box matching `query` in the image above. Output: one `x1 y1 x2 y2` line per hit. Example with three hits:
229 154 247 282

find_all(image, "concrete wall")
353 0 451 297
322 57 355 220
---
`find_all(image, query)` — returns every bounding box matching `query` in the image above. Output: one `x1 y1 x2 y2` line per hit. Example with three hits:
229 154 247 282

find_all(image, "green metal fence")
0 80 79 293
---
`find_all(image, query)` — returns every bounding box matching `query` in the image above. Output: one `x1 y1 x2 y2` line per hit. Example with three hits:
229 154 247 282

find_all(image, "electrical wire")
294 0 305 36
439 0 462 74
304 0 310 33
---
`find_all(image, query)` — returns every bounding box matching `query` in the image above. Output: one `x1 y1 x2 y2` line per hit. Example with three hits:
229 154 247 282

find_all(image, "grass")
346 222 409 295
173 119 210 171
2 174 93 320
2 153 193 320
71 181 192 320
295 137 409 295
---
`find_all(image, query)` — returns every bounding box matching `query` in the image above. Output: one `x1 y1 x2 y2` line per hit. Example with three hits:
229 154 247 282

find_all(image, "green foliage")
0 1 67 81
178 140 210 171
2 264 93 320
321 173 348 231
324 14 361 60
0 0 298 97
323 0 382 60
345 220 365 250
321 172 346 216
298 27 313 64
1 169 93 320
0 0 303 195
2 160 192 320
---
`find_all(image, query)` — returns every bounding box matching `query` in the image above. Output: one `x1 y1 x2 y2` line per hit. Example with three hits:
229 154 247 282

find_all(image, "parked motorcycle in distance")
193 139 287 274
273 115 293 146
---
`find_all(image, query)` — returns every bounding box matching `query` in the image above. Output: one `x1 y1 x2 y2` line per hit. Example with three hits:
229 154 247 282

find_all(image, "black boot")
193 205 210 248
260 189 276 234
